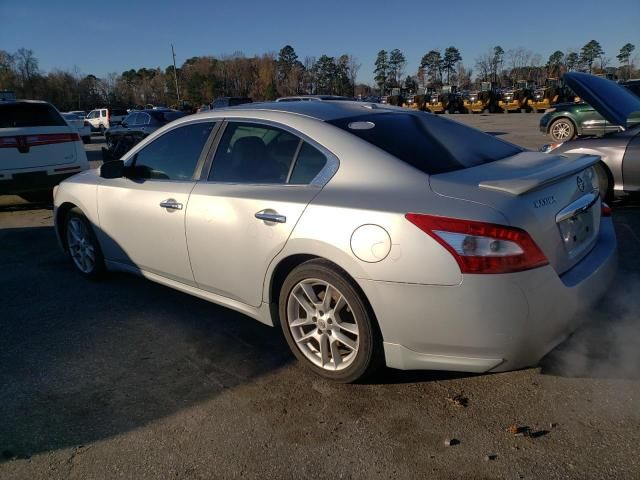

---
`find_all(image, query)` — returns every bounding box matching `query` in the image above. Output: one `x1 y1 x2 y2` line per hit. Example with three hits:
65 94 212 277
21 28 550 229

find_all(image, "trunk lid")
0 126 78 170
430 151 602 274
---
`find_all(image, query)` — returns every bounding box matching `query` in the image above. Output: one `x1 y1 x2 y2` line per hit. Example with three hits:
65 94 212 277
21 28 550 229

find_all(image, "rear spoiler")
478 154 600 196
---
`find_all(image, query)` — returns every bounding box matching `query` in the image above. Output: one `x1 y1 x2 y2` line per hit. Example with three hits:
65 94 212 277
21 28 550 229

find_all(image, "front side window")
209 123 300 184
87 110 98 119
130 122 215 180
123 113 138 125
138 113 151 125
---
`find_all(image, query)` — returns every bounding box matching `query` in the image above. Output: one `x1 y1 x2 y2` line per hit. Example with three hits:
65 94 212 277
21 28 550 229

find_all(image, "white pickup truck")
85 108 128 134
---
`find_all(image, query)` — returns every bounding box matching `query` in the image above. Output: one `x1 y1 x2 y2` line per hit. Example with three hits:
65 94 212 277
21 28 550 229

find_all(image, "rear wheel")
65 208 105 279
99 125 105 135
279 260 383 383
549 118 575 142
82 136 91 144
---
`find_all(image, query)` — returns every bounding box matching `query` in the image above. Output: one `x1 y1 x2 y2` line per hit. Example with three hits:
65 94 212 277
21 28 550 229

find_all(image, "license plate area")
558 205 598 259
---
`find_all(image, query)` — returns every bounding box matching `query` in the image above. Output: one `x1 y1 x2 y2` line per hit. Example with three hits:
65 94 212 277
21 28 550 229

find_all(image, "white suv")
85 108 128 134
0 100 89 202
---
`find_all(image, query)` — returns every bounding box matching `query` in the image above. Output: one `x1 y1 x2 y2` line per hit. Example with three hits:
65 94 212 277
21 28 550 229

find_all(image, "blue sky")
1 0 638 83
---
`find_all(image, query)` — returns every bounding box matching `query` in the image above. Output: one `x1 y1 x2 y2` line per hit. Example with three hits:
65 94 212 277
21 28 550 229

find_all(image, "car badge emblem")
576 175 585 192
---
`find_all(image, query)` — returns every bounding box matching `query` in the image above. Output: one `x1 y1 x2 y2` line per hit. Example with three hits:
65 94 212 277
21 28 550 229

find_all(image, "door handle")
160 199 183 210
255 211 286 223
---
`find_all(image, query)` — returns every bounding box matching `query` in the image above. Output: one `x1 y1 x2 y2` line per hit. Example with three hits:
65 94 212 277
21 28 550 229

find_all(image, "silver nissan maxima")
53 101 617 382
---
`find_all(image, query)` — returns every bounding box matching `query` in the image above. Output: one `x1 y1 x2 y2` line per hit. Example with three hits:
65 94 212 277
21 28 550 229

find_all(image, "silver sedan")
53 101 617 382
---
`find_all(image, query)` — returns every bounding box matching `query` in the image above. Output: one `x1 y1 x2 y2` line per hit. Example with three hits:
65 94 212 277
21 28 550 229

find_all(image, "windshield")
327 112 523 175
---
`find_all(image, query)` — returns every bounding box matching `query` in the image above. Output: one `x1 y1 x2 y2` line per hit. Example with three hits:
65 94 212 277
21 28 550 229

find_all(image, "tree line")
0 40 636 111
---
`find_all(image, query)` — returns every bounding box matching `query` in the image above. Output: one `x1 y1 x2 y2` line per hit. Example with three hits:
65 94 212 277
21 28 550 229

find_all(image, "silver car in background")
545 72 640 201
53 101 617 382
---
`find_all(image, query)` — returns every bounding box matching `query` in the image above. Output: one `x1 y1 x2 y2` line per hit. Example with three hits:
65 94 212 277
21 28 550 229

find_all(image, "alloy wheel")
67 217 96 274
551 120 572 140
286 279 360 371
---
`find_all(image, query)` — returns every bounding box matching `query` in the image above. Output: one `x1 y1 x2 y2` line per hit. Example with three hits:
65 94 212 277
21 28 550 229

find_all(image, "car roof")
223 100 405 121
0 99 50 105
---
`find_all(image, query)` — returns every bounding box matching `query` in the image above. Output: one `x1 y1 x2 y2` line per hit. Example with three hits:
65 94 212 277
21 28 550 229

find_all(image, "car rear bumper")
0 165 87 194
360 218 617 372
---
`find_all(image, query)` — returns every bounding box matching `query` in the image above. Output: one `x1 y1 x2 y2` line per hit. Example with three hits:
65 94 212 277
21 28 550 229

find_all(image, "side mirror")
121 121 128 127
100 159 125 179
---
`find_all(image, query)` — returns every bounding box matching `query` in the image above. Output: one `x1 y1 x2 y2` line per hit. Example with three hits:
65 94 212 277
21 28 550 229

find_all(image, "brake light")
405 213 549 274
0 136 18 148
601 202 612 217
0 133 80 148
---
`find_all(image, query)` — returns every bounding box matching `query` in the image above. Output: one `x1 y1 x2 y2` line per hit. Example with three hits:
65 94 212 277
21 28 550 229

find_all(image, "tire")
549 118 575 142
65 208 106 279
20 190 52 203
99 125 105 135
82 136 91 144
594 163 613 203
278 259 383 383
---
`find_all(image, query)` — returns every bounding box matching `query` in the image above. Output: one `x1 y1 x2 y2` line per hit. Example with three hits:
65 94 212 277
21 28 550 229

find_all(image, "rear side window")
130 122 215 180
209 122 299 184
289 142 327 184
0 103 66 128
327 112 523 175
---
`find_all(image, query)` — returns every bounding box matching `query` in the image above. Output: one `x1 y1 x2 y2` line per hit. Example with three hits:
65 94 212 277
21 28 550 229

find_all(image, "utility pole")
171 44 181 105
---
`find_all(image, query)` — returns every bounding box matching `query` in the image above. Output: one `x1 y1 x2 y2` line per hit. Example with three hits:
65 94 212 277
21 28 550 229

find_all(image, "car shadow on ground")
0 225 292 460
0 200 52 213
484 131 508 136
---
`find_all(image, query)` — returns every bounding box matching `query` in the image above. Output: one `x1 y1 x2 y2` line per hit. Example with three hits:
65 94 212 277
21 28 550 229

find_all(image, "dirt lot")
1 119 639 480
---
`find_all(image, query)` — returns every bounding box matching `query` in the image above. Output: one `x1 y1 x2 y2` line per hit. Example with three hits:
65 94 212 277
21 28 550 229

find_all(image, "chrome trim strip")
555 191 599 223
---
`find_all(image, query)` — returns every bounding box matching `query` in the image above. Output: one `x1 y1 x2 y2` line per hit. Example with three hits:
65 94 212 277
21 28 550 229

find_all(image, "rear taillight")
0 133 79 148
26 133 80 145
405 213 549 274
0 136 18 148
601 202 612 217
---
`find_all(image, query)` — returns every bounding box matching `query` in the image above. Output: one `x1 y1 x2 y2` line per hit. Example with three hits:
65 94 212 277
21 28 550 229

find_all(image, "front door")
186 121 332 307
97 120 216 284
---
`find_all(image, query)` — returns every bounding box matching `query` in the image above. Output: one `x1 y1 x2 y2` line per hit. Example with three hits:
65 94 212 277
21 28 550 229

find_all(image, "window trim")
201 118 338 187
138 112 151 126
123 119 220 183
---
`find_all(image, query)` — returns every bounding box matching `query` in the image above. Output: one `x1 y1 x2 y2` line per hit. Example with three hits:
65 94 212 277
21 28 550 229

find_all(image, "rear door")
186 120 333 307
97 120 217 283
0 102 78 171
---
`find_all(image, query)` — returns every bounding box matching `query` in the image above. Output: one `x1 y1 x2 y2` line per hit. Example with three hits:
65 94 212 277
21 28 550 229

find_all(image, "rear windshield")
327 112 523 175
0 103 66 128
150 110 185 123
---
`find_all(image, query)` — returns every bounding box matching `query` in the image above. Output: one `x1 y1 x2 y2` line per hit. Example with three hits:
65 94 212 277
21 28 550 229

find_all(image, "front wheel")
549 118 575 142
279 260 383 383
65 208 105 279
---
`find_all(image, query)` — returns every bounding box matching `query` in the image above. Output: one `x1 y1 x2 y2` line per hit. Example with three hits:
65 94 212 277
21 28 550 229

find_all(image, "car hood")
564 72 640 129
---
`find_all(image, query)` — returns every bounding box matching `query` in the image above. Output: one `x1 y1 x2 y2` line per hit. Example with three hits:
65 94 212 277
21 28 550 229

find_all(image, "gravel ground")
1 123 639 480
